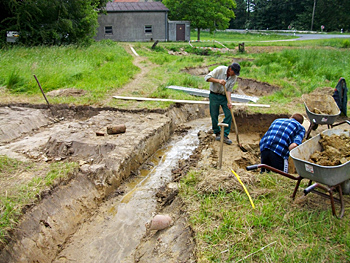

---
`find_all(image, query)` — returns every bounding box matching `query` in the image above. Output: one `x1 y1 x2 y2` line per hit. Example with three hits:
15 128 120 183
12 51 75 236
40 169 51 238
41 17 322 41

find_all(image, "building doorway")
176 24 185 41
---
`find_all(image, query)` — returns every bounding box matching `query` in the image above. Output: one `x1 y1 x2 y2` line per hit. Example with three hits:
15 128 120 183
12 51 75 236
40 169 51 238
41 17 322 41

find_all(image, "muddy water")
53 118 211 263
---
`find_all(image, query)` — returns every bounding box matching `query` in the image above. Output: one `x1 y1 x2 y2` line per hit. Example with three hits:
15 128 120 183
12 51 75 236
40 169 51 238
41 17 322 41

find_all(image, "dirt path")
103 44 159 107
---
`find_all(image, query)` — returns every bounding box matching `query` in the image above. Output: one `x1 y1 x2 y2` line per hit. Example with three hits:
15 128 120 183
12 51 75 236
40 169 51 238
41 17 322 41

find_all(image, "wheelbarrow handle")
246 164 301 181
246 164 260 171
304 183 319 195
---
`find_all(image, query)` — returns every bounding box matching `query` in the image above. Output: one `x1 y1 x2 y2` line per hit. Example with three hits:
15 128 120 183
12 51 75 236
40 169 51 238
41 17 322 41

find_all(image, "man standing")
205 62 241 145
259 113 306 173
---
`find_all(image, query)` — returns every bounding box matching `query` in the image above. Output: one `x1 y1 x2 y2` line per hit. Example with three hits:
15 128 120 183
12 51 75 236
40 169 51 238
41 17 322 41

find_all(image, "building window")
105 26 113 35
145 25 152 34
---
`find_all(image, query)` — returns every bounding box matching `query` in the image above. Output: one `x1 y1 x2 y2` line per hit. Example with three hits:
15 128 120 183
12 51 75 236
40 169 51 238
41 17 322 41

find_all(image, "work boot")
215 133 221 141
224 136 232 145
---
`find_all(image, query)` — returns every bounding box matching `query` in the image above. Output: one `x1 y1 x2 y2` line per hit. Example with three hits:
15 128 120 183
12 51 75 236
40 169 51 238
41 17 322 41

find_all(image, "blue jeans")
209 93 232 137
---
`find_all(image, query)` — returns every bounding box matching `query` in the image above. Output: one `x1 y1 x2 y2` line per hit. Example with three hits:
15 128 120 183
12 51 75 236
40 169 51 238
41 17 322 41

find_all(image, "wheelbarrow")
302 94 350 139
247 129 350 218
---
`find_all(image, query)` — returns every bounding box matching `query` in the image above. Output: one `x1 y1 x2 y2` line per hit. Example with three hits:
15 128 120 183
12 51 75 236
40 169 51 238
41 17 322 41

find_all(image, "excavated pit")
182 65 280 97
0 103 330 262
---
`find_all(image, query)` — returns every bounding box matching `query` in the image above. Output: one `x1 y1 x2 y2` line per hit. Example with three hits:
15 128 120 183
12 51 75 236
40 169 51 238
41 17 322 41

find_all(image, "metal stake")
33 74 50 108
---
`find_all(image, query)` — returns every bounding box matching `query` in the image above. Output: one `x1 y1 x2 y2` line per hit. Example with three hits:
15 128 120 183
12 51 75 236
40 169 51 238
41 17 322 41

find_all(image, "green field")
1 33 349 110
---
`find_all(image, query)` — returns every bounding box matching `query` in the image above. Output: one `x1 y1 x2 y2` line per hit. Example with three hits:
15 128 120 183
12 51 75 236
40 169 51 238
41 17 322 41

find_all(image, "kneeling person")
259 113 305 173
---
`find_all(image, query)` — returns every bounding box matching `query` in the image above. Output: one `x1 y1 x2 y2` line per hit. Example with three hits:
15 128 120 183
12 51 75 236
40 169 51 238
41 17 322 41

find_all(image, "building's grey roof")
106 2 169 12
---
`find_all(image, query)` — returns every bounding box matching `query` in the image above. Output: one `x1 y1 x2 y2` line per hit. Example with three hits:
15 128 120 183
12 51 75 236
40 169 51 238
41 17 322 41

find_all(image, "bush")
341 39 350 48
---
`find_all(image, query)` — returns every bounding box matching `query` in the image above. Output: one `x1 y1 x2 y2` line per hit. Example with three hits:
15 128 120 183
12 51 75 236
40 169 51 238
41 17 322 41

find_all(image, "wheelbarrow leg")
325 185 344 218
304 183 345 218
332 185 345 218
305 123 318 139
292 177 303 199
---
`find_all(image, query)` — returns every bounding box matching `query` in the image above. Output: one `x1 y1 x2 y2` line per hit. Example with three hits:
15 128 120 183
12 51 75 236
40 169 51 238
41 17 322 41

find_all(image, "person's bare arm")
289 142 298 151
226 91 232 109
207 78 226 86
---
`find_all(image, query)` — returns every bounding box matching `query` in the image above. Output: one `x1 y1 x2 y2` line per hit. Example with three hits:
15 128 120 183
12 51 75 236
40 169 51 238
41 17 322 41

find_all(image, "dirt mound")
310 133 350 166
46 88 86 97
245 46 291 54
237 77 280 97
181 66 210 76
303 93 339 115
309 86 334 96
196 167 257 194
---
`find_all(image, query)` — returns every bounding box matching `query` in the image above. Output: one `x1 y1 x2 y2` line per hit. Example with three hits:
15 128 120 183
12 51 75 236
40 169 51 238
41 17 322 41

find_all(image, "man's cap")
230 62 241 76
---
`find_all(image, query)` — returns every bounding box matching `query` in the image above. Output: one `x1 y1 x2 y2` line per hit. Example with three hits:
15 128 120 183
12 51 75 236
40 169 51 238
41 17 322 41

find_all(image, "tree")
229 0 247 29
247 0 313 30
0 0 109 46
163 0 236 40
313 0 350 32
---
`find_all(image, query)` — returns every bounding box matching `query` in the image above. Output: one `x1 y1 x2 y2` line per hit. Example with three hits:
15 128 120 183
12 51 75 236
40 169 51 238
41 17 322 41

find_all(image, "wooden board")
113 96 270 108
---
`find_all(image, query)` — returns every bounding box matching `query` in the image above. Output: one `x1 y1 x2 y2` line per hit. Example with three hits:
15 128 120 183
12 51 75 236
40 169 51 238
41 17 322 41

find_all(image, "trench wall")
0 104 209 263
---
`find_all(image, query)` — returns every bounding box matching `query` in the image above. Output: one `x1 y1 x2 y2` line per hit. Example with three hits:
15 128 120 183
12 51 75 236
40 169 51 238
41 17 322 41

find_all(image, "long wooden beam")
113 96 270 108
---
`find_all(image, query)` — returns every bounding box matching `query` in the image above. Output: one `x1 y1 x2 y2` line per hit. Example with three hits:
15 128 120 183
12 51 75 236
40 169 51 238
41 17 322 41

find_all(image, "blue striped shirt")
259 118 305 159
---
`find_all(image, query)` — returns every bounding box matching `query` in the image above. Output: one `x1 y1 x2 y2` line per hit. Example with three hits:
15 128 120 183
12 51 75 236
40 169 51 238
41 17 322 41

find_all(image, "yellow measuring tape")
231 169 255 209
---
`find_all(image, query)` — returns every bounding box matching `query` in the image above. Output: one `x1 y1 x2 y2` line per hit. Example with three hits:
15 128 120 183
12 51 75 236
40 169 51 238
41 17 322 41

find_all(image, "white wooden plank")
167 85 260 103
113 96 270 107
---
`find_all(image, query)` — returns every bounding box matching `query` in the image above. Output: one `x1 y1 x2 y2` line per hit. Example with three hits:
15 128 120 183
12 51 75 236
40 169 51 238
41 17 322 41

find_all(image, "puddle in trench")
53 118 211 263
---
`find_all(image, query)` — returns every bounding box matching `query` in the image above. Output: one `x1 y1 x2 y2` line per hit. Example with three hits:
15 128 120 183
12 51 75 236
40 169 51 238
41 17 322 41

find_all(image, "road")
226 29 350 41
278 33 350 41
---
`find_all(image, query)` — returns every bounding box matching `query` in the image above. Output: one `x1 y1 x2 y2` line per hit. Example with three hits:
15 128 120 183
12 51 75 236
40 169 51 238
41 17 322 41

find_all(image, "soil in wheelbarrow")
303 93 339 115
309 133 350 166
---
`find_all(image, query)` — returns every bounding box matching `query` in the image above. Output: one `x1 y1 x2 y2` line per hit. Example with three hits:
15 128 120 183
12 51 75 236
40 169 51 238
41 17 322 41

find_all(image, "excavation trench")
0 103 295 262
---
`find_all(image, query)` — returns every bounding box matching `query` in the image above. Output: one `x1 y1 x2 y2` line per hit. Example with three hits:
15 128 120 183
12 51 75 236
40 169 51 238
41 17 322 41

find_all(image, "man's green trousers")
209 93 232 137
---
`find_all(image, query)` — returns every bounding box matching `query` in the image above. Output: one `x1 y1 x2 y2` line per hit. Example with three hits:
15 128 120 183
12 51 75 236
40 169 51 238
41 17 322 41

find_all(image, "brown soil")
303 93 340 115
310 133 350 166
46 88 86 97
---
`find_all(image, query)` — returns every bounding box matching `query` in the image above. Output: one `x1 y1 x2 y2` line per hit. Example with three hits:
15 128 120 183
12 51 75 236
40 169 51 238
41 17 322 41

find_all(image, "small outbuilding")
168 20 191 41
95 2 190 42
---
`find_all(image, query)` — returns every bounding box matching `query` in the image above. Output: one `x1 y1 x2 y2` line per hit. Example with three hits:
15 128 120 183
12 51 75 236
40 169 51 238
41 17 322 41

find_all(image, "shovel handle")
223 85 240 144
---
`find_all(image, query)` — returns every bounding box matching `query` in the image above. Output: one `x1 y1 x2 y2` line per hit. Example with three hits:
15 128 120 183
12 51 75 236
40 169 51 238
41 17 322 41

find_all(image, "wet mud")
0 103 208 262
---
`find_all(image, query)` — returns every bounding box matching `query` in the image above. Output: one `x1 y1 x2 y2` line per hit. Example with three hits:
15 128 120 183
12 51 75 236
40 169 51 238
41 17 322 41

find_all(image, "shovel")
223 85 247 152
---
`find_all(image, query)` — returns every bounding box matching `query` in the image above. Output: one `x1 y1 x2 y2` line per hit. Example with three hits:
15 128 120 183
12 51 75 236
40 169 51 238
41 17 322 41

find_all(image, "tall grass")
0 40 138 101
244 48 350 102
0 34 349 108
